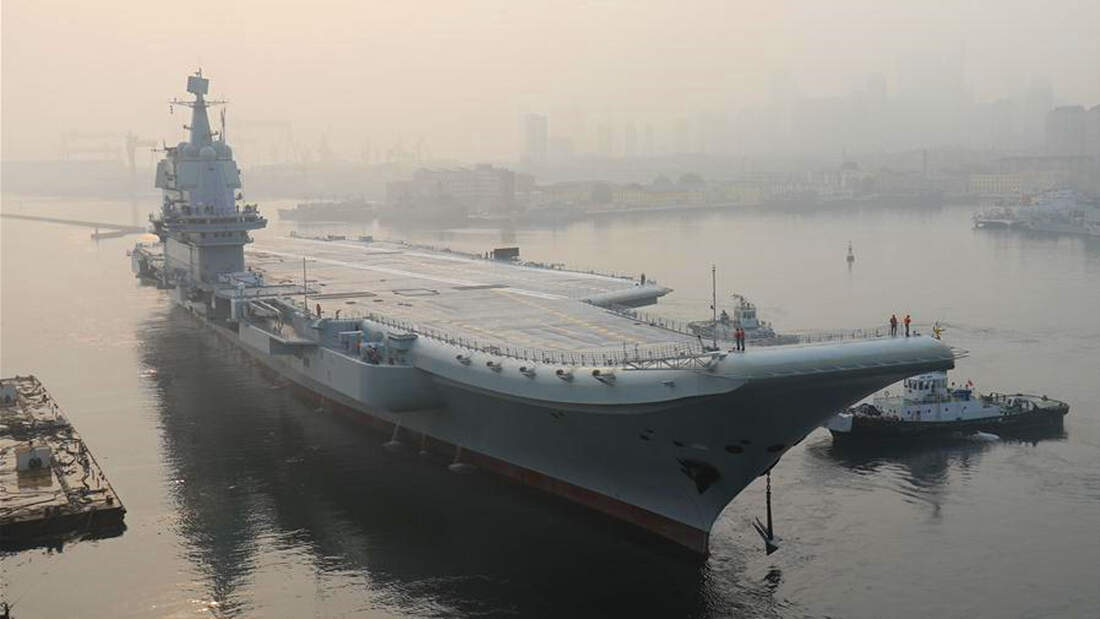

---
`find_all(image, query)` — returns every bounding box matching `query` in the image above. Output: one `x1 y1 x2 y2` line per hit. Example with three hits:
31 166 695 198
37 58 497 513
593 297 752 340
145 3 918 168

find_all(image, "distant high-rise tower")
624 122 638 158
675 118 690 154
523 114 548 164
1088 105 1100 160
597 122 613 157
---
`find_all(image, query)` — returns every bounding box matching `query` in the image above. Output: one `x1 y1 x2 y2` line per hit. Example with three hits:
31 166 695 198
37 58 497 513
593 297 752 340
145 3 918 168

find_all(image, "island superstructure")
131 73 959 554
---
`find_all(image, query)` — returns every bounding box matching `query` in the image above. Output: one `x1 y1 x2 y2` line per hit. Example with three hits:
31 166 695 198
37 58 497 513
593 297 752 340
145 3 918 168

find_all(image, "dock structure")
0 376 124 548
0 213 146 240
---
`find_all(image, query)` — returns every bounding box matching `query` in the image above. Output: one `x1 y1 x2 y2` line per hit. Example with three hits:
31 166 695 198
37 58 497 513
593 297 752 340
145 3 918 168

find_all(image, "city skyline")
4 0 1100 164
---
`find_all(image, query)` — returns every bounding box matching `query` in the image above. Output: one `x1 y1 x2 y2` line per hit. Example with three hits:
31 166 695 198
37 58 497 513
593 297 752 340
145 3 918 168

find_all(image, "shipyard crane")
125 131 159 174
60 130 122 161
232 119 294 164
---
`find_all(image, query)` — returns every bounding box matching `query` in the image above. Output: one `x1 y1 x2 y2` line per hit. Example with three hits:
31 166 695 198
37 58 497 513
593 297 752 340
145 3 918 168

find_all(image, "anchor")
752 469 780 555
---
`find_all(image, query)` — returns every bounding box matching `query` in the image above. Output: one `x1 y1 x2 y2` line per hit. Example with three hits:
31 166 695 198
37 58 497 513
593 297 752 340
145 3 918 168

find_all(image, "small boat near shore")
825 371 1069 440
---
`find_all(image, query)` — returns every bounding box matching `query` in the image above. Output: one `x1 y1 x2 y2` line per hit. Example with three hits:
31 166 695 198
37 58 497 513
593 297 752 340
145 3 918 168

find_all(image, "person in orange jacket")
904 314 911 337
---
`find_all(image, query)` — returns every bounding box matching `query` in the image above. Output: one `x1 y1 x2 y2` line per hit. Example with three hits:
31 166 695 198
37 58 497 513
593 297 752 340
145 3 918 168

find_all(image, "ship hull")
830 406 1068 441
187 306 948 554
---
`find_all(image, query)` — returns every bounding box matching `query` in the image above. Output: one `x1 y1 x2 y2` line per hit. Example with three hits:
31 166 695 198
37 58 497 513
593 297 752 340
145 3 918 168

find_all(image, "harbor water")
2 198 1098 617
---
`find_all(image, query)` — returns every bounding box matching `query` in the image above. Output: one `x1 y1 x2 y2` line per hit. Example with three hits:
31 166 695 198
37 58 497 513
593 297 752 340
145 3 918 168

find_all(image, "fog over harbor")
4 0 1100 165
3 2 1100 618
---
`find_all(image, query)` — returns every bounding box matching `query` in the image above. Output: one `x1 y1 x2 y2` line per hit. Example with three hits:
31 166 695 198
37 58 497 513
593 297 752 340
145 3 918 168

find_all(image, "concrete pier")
0 213 146 239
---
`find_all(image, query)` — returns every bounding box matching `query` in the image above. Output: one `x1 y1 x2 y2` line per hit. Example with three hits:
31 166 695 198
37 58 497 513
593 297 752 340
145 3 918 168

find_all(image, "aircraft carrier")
131 72 958 554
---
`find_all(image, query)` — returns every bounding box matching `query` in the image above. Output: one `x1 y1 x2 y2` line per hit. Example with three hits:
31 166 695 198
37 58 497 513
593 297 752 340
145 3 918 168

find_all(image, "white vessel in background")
131 72 961 555
974 190 1100 237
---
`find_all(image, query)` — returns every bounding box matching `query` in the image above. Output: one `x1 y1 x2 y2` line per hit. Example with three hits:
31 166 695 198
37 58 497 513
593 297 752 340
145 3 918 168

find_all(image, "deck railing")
604 304 941 344
359 311 716 369
277 298 963 370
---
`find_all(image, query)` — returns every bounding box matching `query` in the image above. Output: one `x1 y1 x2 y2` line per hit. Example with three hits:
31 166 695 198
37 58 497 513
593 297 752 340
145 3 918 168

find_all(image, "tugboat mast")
711 264 718 351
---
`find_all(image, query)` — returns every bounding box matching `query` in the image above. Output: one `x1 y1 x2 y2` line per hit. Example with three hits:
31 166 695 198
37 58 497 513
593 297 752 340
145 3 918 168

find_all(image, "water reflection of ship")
140 310 775 616
809 422 1066 504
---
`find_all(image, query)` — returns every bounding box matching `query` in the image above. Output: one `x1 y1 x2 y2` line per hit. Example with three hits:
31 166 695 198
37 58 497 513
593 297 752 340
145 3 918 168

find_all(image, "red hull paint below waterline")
207 322 712 555
292 380 710 555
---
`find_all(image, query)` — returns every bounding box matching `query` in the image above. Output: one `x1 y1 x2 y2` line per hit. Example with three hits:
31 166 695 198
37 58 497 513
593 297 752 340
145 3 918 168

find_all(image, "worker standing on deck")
890 314 898 337
904 314 911 337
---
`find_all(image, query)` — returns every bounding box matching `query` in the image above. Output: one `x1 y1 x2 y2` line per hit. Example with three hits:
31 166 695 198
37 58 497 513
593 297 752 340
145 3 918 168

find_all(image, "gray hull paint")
224 309 950 551
138 74 963 553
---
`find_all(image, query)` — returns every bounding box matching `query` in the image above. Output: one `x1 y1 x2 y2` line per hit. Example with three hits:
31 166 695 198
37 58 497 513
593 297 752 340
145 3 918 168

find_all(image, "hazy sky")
3 0 1099 162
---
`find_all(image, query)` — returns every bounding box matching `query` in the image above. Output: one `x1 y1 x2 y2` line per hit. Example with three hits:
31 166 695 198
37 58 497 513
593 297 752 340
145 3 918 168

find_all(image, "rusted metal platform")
0 376 125 549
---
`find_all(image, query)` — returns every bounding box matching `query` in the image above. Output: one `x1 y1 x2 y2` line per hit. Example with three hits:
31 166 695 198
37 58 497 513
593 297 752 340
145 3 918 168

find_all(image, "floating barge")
0 376 125 548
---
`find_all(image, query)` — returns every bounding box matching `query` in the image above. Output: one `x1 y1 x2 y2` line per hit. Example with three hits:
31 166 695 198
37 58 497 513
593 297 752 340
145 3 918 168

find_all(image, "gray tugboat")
825 371 1069 440
689 294 796 345
130 72 962 555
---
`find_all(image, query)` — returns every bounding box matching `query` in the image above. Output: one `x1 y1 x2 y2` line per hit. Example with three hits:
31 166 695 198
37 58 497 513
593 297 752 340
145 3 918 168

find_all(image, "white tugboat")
825 371 1069 440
